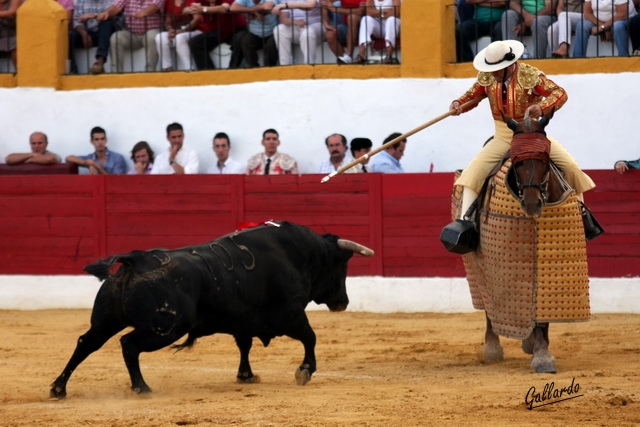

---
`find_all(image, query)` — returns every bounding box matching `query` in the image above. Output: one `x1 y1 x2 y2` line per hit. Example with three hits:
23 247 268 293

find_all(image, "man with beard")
318 133 359 174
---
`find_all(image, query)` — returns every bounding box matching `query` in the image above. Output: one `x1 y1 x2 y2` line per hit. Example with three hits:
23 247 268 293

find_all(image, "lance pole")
321 98 482 183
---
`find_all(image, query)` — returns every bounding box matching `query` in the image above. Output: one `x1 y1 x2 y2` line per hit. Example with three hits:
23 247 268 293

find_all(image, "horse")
452 107 590 373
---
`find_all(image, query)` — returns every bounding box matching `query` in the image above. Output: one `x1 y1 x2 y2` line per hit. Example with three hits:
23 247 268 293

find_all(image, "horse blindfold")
510 133 551 165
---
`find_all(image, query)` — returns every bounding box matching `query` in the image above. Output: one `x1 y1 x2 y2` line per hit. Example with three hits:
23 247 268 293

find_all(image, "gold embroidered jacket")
455 62 568 121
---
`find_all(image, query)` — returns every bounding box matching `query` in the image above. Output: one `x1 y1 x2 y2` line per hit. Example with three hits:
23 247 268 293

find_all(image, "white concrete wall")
1 276 638 313
1 73 636 174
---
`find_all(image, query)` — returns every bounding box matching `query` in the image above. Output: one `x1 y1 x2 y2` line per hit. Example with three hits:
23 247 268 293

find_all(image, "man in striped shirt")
69 0 115 74
97 0 165 72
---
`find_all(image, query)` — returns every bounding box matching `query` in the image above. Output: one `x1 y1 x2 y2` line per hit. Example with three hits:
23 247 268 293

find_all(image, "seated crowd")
455 0 640 61
5 1 640 72
4 123 634 175
3 124 409 175
0 0 402 74
57 0 402 74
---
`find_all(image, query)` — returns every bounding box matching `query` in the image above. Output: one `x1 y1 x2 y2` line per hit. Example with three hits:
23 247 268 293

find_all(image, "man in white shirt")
272 0 323 65
206 132 246 174
318 133 359 174
151 123 200 174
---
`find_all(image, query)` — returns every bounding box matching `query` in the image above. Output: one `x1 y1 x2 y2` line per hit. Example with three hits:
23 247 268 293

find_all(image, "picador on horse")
441 40 603 373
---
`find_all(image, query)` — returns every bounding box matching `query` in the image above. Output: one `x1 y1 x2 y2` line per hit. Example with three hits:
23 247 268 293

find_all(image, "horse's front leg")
483 313 504 362
530 323 557 373
522 323 550 354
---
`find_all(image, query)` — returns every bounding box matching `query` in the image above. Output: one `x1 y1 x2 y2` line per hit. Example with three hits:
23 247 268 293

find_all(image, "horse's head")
501 107 555 218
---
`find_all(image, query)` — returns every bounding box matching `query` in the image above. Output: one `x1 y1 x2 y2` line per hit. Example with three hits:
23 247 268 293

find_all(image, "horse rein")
514 158 550 203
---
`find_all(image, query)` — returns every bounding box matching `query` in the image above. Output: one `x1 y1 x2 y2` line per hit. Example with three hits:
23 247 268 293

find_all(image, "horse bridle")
514 158 550 203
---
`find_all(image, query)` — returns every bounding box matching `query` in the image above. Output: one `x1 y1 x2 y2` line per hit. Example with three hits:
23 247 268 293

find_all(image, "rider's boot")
578 197 604 241
459 187 478 221
439 187 480 254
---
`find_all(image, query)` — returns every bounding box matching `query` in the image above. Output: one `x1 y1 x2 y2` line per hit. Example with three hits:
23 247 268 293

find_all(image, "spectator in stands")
501 0 555 58
155 0 204 71
57 0 73 24
318 133 359 173
4 132 61 165
0 0 21 71
186 0 248 70
68 0 116 74
572 0 637 57
548 0 584 58
230 0 278 68
455 0 507 62
65 127 128 174
272 0 323 65
321 0 365 64
350 137 372 172
369 132 406 173
97 0 164 73
128 140 155 174
630 11 640 55
353 0 401 64
456 0 476 23
614 157 640 174
206 132 246 173
247 128 298 174
151 122 200 174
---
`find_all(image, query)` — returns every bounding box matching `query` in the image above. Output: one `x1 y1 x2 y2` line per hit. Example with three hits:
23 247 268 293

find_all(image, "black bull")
50 221 374 398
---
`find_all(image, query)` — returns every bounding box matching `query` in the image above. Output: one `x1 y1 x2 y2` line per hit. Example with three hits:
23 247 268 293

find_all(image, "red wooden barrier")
0 170 637 277
0 163 78 175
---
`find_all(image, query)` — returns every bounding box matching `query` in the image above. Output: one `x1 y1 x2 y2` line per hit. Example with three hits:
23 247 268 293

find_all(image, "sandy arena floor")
0 309 638 426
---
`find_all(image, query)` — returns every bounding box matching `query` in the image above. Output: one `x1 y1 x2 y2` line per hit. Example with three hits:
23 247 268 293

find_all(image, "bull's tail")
171 333 198 352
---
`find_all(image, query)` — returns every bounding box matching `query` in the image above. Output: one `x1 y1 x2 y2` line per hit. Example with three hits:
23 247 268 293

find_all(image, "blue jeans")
573 19 630 57
68 20 115 73
328 11 348 45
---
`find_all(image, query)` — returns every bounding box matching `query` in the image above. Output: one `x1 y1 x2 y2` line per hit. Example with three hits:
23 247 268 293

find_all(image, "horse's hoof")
483 343 504 362
295 368 311 385
531 356 557 373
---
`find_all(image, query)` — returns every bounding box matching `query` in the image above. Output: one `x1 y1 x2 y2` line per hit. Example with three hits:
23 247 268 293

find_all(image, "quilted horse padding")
451 162 591 339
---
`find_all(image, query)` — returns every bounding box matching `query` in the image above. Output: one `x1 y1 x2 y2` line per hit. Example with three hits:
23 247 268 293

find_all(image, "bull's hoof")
295 367 311 385
49 385 67 399
236 374 261 384
132 384 152 394
531 355 557 374
482 342 504 362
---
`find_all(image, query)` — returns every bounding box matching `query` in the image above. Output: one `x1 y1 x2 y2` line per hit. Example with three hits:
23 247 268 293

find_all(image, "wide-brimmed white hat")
473 40 525 72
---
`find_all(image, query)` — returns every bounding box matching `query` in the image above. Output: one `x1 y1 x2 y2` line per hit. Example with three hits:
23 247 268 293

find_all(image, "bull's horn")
337 239 375 257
